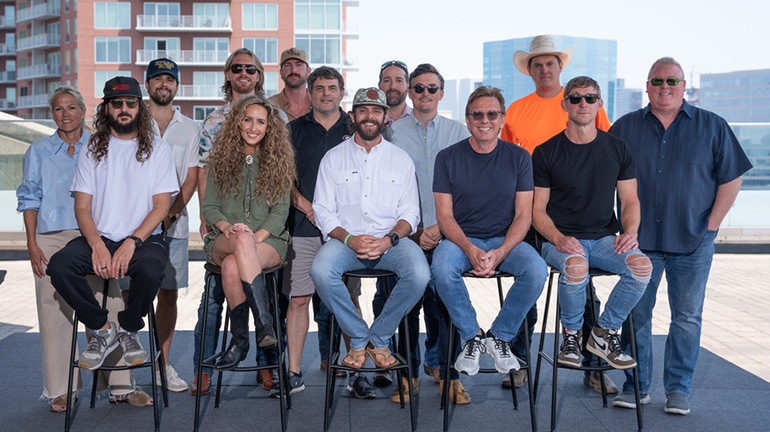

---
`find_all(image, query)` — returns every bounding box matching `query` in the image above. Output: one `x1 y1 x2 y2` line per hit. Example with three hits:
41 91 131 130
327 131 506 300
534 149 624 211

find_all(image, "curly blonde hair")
209 96 296 205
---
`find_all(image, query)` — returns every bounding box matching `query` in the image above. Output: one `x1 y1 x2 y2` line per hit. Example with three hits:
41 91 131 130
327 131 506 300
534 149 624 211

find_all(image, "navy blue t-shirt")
433 139 533 239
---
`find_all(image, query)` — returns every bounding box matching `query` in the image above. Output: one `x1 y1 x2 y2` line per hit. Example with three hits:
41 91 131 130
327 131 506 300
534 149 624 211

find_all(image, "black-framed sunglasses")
381 60 407 71
109 98 139 109
230 64 259 75
411 84 440 94
566 94 600 105
647 77 682 87
468 110 502 121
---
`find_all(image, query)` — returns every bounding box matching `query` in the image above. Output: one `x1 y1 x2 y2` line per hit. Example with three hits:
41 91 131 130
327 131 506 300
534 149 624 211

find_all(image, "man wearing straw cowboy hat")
501 35 615 393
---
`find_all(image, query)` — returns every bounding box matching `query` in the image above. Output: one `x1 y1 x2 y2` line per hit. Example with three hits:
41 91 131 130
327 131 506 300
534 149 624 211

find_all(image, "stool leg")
522 314 537 432
151 307 169 407
64 312 78 432
534 269 556 403
268 272 288 431
90 280 111 409
323 313 338 432
194 272 213 432
551 289 561 432
628 314 643 431
214 307 229 407
585 279 608 407
497 278 519 411
442 321 454 432
146 309 160 431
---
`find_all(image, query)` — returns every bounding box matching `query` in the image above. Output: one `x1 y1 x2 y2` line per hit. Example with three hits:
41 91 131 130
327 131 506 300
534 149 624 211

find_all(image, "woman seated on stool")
201 95 296 369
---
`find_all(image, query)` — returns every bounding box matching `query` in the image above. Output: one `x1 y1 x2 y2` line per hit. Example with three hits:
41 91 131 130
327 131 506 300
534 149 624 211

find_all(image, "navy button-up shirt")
610 101 752 253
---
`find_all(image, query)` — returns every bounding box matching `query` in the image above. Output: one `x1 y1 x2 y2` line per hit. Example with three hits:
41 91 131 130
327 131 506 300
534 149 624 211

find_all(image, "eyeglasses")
647 77 682 87
230 64 259 75
109 98 139 109
380 60 408 72
468 110 503 121
566 94 600 105
411 84 440 94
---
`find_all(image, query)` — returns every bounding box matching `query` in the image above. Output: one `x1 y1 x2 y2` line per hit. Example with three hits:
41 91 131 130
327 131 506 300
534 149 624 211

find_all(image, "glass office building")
483 35 618 120
700 69 770 123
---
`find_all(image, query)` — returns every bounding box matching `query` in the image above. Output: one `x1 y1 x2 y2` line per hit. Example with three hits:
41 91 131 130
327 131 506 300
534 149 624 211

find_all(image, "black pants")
47 235 168 332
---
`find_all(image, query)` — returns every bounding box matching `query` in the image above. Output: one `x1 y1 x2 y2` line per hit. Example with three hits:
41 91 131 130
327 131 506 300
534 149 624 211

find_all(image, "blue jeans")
542 235 648 331
432 237 547 343
621 230 717 396
310 238 430 350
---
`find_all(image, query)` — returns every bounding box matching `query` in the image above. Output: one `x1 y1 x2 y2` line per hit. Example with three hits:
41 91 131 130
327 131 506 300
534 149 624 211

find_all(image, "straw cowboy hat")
513 35 573 76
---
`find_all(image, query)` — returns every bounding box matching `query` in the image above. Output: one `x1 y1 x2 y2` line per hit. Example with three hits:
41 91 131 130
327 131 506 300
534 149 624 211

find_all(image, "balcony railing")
0 14 15 28
17 33 61 51
0 43 14 56
16 2 60 23
142 84 225 100
135 15 231 32
0 99 16 110
136 50 230 65
17 94 49 109
17 63 59 80
0 70 16 82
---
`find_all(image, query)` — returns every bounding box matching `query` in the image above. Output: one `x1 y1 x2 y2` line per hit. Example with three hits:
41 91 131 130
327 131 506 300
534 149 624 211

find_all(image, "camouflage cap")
352 87 388 110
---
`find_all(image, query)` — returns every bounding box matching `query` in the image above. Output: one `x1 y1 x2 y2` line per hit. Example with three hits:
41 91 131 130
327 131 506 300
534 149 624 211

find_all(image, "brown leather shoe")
191 373 211 396
320 360 347 377
439 379 471 405
584 371 619 394
423 365 440 383
390 377 420 403
501 369 527 388
259 369 274 391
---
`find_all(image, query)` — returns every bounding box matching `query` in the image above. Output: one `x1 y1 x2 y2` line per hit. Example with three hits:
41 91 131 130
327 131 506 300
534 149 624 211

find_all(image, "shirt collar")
643 99 693 120
50 128 87 155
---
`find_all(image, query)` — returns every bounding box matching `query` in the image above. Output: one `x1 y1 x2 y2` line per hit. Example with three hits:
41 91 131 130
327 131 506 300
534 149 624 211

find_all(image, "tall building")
3 0 358 120
483 35 618 120
699 69 770 122
615 78 643 118
439 77 481 122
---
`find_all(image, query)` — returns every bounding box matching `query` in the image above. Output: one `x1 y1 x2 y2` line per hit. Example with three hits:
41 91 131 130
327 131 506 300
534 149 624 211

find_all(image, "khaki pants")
36 230 134 399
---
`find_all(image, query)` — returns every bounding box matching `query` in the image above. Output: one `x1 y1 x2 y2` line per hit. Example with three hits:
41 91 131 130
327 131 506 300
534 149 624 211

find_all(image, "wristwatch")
167 212 178 223
126 235 143 248
387 233 399 247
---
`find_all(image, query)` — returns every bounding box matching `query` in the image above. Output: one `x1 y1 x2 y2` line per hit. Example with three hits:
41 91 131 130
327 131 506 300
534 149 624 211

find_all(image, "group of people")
18 35 752 420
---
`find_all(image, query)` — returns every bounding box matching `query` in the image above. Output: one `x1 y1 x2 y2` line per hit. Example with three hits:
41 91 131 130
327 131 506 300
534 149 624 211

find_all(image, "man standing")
310 88 430 386
47 76 177 375
284 66 353 394
142 58 200 392
268 47 311 121
532 76 651 374
609 57 752 415
502 35 614 392
387 63 471 404
379 60 412 125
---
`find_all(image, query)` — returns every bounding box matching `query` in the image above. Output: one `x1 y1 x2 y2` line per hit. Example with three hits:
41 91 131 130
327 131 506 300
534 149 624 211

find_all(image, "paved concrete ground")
0 254 768 431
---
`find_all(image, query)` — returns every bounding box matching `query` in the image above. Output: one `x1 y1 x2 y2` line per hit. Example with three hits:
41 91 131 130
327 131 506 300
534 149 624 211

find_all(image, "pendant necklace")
245 154 254 165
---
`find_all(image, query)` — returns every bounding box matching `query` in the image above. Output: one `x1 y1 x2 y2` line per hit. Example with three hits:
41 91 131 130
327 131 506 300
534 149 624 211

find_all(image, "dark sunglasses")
380 60 407 72
566 94 600 105
230 64 259 75
411 84 440 94
647 77 682 87
468 110 502 121
109 98 139 109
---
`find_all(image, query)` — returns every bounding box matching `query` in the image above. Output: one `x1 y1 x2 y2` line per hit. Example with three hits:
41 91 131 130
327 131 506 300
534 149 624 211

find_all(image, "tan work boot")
390 377 420 403
583 371 619 394
501 369 527 388
439 379 471 405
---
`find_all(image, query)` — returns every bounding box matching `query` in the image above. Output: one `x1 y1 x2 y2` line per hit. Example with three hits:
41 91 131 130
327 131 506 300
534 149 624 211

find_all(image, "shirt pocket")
378 169 405 204
673 135 710 165
333 170 361 205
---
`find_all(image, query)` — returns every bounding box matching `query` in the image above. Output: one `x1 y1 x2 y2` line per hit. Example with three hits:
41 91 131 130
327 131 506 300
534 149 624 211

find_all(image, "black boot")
243 275 277 348
215 301 250 370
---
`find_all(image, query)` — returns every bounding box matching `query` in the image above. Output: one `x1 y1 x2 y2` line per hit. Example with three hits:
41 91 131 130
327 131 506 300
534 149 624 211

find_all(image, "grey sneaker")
373 370 393 387
613 391 651 409
664 392 690 415
156 365 188 392
557 329 582 368
346 374 376 399
501 368 527 388
119 331 147 366
80 322 119 370
288 371 305 394
454 334 485 376
586 326 636 369
484 332 520 373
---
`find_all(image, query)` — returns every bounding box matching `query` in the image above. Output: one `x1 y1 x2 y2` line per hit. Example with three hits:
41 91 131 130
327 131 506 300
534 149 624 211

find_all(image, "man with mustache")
310 88 430 381
379 60 412 126
268 47 312 121
46 76 177 387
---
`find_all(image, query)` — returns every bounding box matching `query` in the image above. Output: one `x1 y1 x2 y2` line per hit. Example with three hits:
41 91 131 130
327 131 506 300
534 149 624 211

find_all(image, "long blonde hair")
209 96 296 205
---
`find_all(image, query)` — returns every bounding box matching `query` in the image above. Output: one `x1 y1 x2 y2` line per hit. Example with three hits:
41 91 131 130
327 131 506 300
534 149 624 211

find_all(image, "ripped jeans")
541 235 651 332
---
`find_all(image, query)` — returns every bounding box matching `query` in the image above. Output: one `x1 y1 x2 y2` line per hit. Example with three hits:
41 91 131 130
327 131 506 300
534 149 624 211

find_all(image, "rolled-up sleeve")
16 144 43 212
312 154 341 240
396 158 421 234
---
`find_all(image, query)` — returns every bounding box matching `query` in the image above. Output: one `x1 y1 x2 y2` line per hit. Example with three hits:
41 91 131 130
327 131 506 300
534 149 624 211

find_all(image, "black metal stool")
323 269 416 432
193 262 289 432
440 271 537 432
65 278 168 432
534 268 644 431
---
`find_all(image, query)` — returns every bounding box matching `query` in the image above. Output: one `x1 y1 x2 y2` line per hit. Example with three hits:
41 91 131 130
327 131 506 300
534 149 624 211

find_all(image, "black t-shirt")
433 139 534 239
288 109 351 237
532 130 635 240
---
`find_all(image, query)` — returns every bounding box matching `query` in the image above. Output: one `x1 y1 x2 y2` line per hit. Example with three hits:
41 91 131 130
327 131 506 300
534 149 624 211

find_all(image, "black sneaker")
557 329 582 368
346 374 376 399
288 371 305 394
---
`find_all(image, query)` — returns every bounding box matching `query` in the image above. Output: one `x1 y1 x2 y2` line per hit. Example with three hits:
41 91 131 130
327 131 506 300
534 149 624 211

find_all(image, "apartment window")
295 0 340 30
48 52 60 74
64 51 70 74
65 20 70 43
243 3 277 30
194 3 229 27
6 59 15 72
194 106 216 121
74 49 78 72
264 72 278 97
6 87 15 104
143 3 181 27
94 71 132 97
144 37 180 59
295 34 340 65
193 71 223 98
47 81 61 94
95 37 131 63
94 2 131 29
19 58 27 69
243 38 278 64
194 37 228 55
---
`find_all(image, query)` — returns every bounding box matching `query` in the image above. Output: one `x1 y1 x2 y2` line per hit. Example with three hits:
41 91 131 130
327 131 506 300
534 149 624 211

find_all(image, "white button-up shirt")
313 135 421 241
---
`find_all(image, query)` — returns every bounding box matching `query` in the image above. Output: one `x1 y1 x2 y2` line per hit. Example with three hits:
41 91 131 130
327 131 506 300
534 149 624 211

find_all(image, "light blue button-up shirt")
16 128 90 233
389 114 469 227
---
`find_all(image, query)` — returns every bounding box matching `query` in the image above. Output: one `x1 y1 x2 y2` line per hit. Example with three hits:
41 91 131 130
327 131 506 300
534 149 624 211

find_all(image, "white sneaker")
156 365 189 392
484 333 520 374
454 334 485 376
